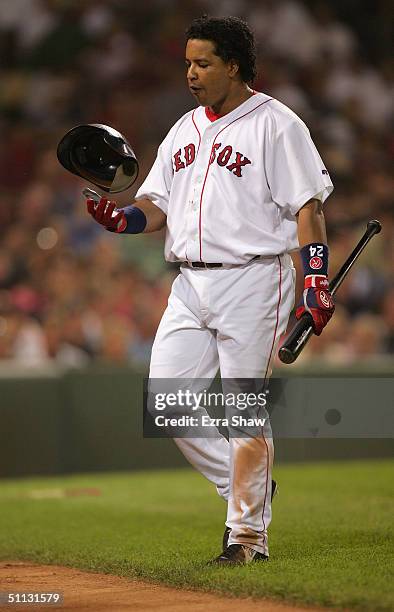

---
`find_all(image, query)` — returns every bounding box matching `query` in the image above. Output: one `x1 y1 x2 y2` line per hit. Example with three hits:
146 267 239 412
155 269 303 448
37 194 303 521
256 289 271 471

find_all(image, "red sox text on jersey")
173 143 252 177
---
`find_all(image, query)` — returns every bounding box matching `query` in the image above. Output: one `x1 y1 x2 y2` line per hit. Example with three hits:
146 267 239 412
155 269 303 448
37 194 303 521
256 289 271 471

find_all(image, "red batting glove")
295 275 335 336
86 197 127 233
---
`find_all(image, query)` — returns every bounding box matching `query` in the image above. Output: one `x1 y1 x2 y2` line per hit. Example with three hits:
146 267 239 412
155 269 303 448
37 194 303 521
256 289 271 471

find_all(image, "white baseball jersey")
135 91 333 264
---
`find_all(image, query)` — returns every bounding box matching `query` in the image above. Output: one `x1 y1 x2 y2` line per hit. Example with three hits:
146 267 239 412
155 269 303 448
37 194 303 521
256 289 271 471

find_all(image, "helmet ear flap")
57 124 139 193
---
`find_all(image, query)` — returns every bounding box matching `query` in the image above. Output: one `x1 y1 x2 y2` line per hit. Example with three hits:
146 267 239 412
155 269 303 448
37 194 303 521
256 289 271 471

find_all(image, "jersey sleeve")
134 124 178 215
266 112 333 215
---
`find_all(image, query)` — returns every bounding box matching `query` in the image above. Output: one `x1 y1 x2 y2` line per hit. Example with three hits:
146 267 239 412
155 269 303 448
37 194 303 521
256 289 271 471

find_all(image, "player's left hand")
295 277 334 336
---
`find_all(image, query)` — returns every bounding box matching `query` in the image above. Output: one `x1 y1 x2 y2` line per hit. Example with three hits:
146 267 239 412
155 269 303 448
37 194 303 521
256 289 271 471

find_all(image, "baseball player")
87 16 335 565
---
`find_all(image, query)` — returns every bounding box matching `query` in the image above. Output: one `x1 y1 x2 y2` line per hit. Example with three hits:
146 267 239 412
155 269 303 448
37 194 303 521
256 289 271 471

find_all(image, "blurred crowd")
0 0 393 369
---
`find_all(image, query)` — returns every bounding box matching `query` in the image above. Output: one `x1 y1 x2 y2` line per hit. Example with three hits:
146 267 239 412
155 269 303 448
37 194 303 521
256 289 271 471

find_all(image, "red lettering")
226 152 251 177
174 142 251 177
173 149 185 172
184 143 195 166
209 143 221 165
217 145 233 166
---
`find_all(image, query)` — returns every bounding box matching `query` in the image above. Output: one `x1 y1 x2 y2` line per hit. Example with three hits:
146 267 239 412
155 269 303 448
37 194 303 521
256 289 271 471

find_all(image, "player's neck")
209 85 255 117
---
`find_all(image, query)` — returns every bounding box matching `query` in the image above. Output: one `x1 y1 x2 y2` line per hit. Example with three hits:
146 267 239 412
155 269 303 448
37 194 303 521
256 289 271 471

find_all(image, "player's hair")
185 15 257 84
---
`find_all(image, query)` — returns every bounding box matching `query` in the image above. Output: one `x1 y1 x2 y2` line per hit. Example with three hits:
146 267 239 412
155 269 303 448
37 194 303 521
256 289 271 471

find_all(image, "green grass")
0 460 393 610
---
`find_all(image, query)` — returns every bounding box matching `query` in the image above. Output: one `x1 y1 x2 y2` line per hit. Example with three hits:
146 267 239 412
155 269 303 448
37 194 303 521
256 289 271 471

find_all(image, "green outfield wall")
0 363 393 477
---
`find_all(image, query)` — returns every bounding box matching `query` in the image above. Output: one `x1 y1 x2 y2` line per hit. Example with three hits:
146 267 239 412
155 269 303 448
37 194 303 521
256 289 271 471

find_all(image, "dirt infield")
0 561 329 612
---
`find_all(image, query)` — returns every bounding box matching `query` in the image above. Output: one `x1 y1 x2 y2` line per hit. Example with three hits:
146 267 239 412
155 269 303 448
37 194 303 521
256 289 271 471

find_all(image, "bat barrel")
367 219 382 234
330 219 382 296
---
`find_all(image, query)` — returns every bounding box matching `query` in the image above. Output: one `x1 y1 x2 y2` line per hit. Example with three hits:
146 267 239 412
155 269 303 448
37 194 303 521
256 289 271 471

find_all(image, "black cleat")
222 479 278 551
209 544 268 566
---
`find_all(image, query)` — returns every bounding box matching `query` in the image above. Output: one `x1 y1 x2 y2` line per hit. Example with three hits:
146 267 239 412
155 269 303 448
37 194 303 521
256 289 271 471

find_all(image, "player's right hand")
86 197 127 233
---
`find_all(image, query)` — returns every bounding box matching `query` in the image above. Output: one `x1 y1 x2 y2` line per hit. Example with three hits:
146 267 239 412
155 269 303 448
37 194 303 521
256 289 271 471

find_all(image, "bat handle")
278 314 314 364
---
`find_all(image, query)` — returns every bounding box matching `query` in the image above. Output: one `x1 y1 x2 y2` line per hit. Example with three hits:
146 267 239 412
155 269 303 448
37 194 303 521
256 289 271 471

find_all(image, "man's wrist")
300 242 329 277
120 205 147 234
304 274 329 289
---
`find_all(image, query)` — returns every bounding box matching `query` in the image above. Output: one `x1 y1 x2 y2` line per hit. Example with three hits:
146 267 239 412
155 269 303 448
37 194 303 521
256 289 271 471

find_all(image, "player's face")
186 39 236 108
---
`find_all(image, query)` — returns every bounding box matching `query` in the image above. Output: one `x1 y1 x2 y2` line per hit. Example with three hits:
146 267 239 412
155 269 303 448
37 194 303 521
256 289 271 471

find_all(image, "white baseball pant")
149 254 295 555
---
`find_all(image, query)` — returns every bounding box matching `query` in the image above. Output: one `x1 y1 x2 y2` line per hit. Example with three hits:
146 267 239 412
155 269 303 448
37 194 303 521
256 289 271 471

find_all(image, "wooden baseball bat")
278 219 382 364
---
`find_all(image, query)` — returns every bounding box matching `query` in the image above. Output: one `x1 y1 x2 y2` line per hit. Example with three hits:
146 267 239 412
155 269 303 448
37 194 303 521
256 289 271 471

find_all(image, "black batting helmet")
57 124 139 193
